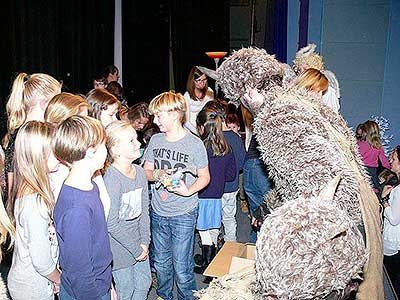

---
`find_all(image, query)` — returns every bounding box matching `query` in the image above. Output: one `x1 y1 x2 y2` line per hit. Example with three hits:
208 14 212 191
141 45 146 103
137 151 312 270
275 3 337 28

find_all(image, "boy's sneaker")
241 200 249 213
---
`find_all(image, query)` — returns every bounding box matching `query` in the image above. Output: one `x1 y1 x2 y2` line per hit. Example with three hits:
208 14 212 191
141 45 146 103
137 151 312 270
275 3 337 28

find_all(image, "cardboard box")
203 241 256 277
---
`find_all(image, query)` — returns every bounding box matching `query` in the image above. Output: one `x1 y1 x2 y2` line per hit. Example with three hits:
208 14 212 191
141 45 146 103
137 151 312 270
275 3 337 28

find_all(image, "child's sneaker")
241 199 249 213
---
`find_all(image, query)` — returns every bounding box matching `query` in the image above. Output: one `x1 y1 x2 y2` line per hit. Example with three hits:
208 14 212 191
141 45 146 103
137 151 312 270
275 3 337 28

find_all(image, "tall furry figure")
208 47 383 299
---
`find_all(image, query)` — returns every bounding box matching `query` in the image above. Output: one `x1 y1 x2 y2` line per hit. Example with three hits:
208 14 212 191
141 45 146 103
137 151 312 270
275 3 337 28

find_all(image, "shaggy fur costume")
205 47 384 300
196 197 366 300
0 278 7 300
254 198 366 299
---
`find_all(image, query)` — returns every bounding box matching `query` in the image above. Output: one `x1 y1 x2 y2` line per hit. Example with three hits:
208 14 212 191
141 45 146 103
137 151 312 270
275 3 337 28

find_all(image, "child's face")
100 103 119 127
391 152 400 174
132 117 149 131
93 79 106 89
227 122 240 133
115 126 142 161
107 71 119 83
91 141 107 171
153 111 175 133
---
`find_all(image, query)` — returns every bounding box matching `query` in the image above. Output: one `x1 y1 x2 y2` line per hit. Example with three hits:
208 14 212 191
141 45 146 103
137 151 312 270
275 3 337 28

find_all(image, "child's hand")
168 180 191 197
53 282 60 294
382 185 394 198
111 283 118 300
135 244 149 261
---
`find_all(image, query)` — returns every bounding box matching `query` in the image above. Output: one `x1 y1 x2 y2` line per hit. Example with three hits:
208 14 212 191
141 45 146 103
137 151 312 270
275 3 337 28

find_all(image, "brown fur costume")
212 47 383 299
195 179 366 300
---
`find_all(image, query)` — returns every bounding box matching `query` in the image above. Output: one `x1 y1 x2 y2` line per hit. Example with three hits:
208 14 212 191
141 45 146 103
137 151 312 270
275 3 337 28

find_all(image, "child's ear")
86 147 95 159
39 99 48 111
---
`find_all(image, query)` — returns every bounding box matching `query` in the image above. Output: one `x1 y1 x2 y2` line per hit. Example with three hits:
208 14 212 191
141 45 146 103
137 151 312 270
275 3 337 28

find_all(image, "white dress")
383 185 400 256
322 70 340 112
183 87 214 134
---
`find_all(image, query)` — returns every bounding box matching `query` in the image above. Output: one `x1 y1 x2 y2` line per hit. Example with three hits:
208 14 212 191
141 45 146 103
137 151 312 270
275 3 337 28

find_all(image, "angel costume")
294 44 341 112
197 48 383 300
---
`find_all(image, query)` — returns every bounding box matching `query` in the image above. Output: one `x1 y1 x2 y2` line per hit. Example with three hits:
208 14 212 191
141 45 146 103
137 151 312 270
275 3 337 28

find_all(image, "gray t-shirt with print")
144 131 208 217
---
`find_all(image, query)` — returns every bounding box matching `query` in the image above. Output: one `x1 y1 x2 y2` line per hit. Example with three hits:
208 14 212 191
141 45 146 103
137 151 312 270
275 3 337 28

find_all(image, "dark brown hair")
186 67 208 100
196 108 229 156
86 88 120 120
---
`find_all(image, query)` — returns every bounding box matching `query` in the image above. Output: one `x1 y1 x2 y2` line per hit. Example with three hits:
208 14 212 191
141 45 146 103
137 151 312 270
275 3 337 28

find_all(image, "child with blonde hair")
53 116 112 300
3 73 61 199
104 120 151 300
44 93 89 123
358 120 391 191
7 121 61 300
44 92 110 219
143 91 210 300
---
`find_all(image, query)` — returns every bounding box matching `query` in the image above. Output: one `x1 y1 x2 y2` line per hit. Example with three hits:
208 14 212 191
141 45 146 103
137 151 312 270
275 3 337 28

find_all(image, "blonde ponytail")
4 73 28 147
4 73 61 148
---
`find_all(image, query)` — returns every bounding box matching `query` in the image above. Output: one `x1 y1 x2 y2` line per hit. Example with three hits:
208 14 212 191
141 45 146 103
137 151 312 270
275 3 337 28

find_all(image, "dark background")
0 0 231 139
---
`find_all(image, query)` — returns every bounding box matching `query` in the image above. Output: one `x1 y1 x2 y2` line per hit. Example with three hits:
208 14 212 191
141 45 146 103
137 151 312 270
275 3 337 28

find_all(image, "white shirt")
183 87 214 134
8 195 58 300
383 185 400 256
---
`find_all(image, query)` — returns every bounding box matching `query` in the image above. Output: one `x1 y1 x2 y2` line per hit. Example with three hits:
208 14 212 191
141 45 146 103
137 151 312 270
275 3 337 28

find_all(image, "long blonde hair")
4 73 61 147
364 120 382 149
8 121 55 224
45 92 89 124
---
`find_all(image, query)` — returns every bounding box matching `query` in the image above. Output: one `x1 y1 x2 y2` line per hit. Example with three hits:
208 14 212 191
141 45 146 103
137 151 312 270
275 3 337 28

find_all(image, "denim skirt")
196 198 222 230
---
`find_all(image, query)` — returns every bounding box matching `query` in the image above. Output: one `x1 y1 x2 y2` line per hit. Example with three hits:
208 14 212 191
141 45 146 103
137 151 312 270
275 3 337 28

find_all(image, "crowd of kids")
0 64 399 300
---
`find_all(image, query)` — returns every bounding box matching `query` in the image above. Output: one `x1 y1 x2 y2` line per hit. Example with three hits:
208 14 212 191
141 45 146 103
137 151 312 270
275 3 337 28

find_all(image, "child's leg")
208 229 220 246
171 208 197 300
132 258 152 300
221 190 239 242
151 210 174 300
244 158 271 243
112 265 135 300
198 230 213 245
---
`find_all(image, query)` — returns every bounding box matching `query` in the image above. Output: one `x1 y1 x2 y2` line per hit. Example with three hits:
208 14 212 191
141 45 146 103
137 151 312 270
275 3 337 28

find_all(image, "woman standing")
382 146 400 296
184 67 214 134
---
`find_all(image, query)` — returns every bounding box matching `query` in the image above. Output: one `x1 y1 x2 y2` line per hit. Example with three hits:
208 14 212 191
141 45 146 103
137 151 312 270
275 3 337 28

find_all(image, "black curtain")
122 0 230 103
122 1 170 104
272 0 288 63
0 0 114 138
171 0 230 95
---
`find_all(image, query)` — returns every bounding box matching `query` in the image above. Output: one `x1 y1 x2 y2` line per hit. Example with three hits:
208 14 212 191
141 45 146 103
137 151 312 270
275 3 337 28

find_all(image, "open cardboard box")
203 241 256 277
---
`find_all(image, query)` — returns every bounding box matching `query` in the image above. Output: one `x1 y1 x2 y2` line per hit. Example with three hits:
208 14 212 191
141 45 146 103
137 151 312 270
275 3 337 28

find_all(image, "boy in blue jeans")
53 116 112 300
144 91 210 300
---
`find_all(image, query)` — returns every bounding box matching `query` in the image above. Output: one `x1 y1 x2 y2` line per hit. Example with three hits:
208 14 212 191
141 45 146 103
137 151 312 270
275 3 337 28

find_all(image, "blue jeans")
243 158 272 243
151 208 198 300
112 259 152 300
59 284 110 300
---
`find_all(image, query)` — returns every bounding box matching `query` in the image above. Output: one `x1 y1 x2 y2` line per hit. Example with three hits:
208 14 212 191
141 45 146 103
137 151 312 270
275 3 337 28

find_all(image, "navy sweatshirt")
223 131 246 193
199 148 236 199
54 182 112 300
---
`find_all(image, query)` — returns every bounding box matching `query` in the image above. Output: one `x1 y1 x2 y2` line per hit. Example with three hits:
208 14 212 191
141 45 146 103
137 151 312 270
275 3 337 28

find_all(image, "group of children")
0 71 247 300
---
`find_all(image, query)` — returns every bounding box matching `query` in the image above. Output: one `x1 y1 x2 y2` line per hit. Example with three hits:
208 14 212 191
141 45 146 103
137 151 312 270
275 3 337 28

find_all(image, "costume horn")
196 66 219 81
319 175 341 201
